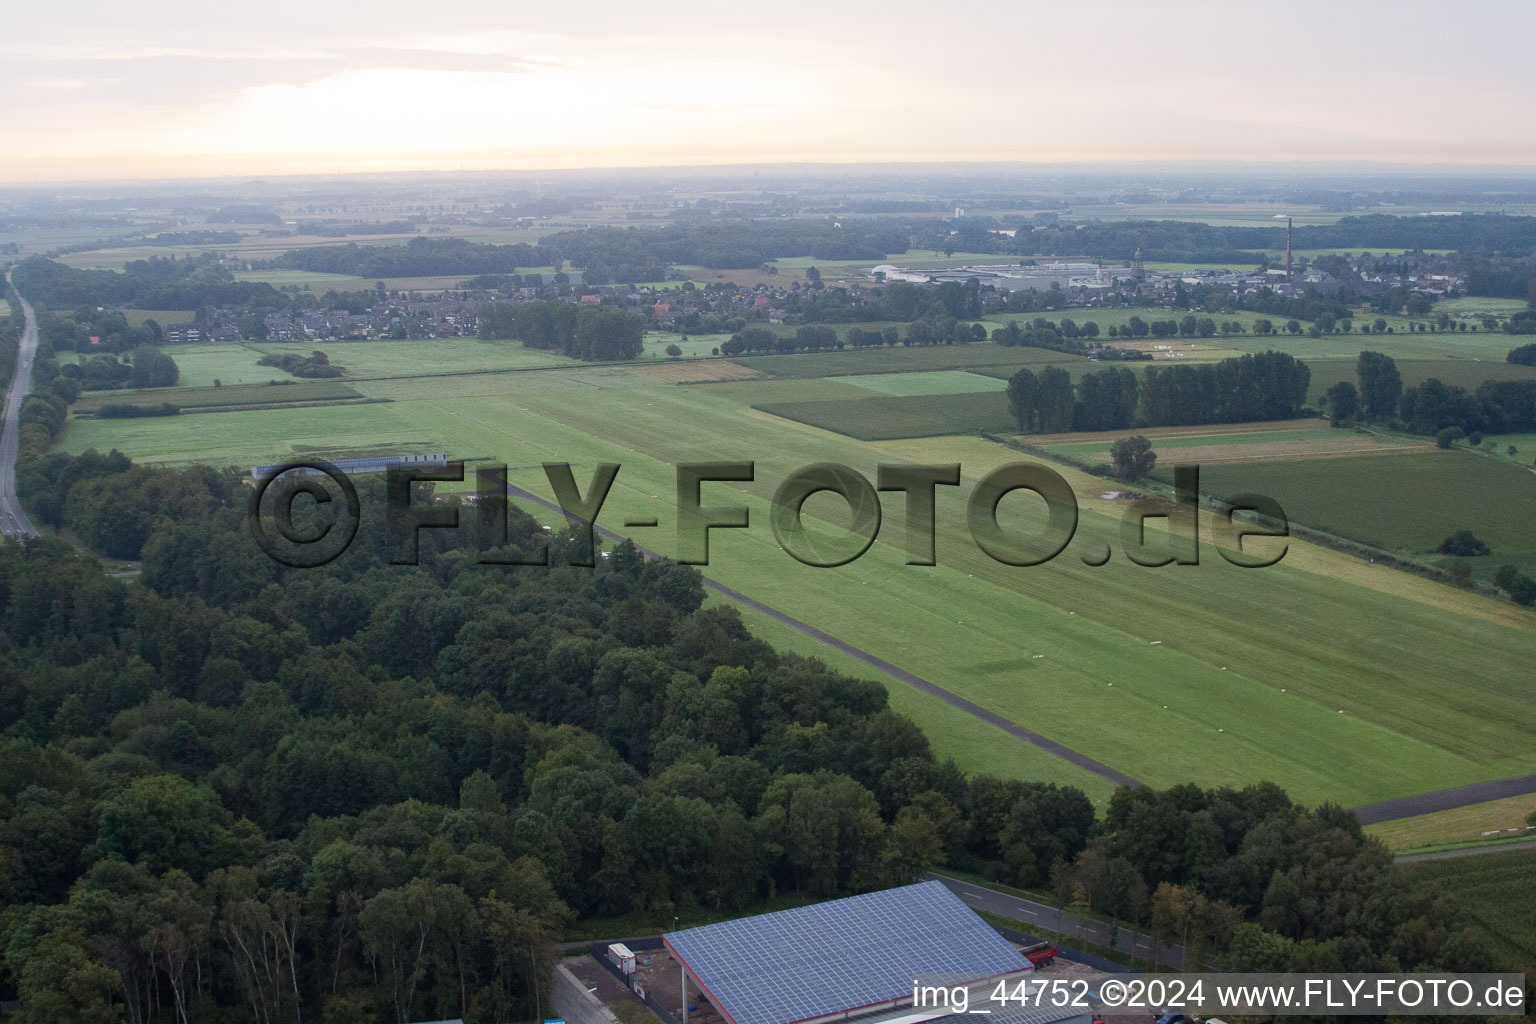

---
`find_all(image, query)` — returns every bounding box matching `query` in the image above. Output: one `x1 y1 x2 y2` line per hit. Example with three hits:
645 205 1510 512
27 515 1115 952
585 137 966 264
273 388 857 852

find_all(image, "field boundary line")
476 469 1143 791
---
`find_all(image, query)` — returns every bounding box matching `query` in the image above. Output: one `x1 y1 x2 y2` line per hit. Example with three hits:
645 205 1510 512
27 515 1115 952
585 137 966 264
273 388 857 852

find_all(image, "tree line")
538 213 1536 278
1045 784 1501 974
1006 352 1311 434
12 256 287 313
272 236 560 279
540 220 909 273
1325 350 1536 438
922 213 1536 263
477 300 646 361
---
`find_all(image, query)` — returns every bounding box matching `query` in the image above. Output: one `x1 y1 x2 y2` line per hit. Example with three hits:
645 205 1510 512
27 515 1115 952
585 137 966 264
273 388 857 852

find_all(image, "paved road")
0 274 39 540
477 469 1142 790
925 872 1175 971
1353 773 1536 825
1395 838 1536 863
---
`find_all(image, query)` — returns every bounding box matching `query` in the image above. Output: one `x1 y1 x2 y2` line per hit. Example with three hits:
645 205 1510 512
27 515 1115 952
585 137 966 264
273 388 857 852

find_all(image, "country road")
925 872 1172 971
0 273 39 540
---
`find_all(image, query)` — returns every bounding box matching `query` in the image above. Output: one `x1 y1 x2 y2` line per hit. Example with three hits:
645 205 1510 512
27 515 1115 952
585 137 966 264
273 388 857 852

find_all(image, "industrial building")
646 881 1088 1024
250 452 449 479
870 262 1129 293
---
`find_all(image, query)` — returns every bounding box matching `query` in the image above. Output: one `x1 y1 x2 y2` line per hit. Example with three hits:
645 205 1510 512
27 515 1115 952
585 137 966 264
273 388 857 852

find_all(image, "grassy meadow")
1366 793 1536 852
56 332 1536 810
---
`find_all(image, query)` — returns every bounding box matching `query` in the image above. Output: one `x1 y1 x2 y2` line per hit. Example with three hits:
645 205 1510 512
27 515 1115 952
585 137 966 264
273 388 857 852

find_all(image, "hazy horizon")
10 157 1536 193
5 0 1536 183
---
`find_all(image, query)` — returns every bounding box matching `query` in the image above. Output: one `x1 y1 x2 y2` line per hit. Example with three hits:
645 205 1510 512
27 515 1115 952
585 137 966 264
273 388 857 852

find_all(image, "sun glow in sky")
3 0 1535 181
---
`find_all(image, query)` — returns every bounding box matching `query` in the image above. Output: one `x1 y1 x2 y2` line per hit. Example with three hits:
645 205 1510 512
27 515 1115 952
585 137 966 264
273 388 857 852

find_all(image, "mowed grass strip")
733 343 1087 379
1047 426 1424 466
1366 792 1536 851
247 338 574 378
757 391 1015 440
827 370 1006 397
73 380 362 413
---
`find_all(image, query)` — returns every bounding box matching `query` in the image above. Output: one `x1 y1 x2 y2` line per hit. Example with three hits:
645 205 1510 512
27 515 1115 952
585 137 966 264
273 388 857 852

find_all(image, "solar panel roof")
663 881 1030 1024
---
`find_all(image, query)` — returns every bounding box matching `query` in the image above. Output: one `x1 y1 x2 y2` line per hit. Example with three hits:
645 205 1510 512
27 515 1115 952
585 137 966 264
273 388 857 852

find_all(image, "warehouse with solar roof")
654 881 1087 1024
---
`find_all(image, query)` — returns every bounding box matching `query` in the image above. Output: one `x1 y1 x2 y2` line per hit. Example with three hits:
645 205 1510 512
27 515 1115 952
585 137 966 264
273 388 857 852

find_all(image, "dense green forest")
477 300 646 361
537 214 1536 272
272 237 560 279
0 452 1520 1024
543 214 1536 274
12 256 286 313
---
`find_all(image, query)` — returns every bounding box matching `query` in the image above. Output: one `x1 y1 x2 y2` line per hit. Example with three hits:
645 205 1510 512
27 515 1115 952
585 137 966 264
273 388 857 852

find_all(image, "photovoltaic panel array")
663 881 1029 1024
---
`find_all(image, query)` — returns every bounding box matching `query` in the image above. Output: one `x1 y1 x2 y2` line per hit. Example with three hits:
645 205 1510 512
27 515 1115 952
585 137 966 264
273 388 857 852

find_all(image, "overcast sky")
3 0 1534 182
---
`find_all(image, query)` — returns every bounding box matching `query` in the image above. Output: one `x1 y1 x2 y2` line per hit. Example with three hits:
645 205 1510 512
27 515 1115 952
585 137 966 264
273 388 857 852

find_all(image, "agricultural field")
756 391 1015 440
732 342 1087 378
642 331 731 359
232 269 376 291
826 370 1005 397
632 361 762 384
1062 203 1345 227
247 338 576 378
1366 793 1536 852
1436 297 1531 316
1191 450 1536 579
238 269 480 294
55 231 421 272
1040 421 1431 468
56 339 1536 811
116 339 573 389
72 379 362 414
1305 357 1536 402
1401 848 1536 966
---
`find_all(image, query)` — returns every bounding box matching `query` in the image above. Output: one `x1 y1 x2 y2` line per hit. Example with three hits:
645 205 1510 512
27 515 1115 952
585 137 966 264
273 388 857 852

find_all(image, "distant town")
164 248 1470 345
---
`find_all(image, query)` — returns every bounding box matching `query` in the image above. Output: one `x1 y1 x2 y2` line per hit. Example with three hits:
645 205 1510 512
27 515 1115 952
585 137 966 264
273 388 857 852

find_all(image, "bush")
96 402 181 419
258 350 344 378
1497 567 1536 606
1436 529 1490 557
1435 427 1462 449
1110 435 1157 482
